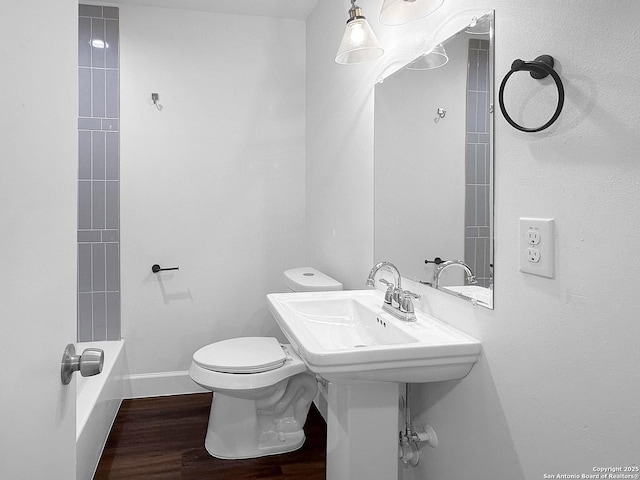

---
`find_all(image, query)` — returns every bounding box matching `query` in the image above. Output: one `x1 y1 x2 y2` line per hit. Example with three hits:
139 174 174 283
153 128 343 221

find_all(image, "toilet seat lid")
193 337 286 374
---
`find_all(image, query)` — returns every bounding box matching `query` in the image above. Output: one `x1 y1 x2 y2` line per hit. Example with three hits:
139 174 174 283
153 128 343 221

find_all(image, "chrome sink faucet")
366 262 420 322
433 260 477 288
366 261 402 303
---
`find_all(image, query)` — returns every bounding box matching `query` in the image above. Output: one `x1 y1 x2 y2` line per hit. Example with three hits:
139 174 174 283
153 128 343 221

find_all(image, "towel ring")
498 55 564 133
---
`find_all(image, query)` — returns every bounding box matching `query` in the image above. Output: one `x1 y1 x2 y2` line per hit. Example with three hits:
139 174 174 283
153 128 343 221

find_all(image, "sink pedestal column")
326 382 399 480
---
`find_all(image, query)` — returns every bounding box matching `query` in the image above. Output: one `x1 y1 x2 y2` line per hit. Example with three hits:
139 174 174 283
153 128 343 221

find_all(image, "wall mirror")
374 11 494 308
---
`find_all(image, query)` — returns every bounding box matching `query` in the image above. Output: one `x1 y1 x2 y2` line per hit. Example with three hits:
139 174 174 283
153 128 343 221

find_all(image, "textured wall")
306 0 640 477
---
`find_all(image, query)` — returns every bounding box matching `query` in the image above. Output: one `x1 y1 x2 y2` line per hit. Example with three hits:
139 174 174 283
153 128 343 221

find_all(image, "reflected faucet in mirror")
366 261 421 322
433 260 477 289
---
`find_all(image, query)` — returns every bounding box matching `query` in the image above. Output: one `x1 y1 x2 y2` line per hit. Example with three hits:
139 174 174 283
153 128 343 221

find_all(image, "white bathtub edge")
76 340 126 480
125 370 208 399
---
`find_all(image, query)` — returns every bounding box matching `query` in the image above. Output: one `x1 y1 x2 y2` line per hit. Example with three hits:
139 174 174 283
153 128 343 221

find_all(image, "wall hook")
434 107 446 123
151 93 163 111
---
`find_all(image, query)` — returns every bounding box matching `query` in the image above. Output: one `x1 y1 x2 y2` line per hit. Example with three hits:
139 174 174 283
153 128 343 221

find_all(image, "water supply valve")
398 425 438 466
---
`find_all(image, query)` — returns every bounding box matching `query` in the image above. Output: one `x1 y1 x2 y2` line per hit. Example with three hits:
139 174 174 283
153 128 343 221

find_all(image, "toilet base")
206 429 305 460
204 389 308 459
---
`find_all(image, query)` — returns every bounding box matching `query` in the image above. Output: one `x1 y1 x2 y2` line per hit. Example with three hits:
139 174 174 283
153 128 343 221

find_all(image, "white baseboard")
125 370 208 399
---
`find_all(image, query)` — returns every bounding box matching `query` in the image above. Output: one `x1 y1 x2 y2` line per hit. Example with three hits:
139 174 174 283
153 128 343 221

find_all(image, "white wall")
119 6 306 379
306 0 640 477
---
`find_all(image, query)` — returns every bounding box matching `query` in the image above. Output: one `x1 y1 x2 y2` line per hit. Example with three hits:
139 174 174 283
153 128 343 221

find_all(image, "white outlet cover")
519 218 555 278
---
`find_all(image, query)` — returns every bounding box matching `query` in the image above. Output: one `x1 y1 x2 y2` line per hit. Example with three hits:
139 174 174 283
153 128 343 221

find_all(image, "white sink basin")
267 290 481 384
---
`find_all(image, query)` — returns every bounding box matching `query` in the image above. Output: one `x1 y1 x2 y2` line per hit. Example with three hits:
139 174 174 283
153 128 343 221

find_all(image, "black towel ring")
498 55 564 133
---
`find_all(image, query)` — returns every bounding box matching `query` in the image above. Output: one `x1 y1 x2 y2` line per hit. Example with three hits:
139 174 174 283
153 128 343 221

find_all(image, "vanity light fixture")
379 0 444 26
406 43 448 70
335 0 384 65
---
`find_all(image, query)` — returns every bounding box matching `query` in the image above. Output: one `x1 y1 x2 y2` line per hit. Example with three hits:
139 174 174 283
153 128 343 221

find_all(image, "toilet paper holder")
152 264 179 273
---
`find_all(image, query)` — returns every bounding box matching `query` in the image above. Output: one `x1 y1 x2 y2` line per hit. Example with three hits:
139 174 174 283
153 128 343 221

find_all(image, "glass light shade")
465 15 491 35
335 18 384 65
406 43 448 70
379 0 444 26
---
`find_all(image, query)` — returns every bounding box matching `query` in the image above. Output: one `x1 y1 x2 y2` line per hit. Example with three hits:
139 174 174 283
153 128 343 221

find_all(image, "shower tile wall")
78 5 120 341
465 39 491 287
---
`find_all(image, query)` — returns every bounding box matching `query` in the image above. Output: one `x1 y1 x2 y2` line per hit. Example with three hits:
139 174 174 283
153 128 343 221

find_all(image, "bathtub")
76 340 127 480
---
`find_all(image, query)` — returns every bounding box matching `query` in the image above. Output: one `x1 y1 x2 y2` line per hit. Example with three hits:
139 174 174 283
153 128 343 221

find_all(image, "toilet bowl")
188 268 342 459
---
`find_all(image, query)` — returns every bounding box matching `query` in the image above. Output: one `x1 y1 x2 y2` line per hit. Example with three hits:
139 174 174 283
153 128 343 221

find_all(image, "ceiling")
105 0 321 20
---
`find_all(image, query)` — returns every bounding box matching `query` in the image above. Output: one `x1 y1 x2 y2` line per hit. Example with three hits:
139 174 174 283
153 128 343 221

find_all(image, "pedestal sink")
267 290 481 480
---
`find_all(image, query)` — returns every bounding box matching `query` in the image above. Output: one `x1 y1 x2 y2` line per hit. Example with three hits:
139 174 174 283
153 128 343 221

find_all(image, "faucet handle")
380 279 403 307
400 290 421 314
379 278 394 304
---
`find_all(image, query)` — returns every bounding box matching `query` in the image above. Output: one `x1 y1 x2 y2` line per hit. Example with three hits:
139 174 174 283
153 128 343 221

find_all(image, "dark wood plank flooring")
95 393 326 479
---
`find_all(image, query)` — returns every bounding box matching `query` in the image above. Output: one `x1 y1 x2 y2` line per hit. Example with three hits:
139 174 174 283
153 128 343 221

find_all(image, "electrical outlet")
526 229 541 245
519 218 554 278
526 248 540 262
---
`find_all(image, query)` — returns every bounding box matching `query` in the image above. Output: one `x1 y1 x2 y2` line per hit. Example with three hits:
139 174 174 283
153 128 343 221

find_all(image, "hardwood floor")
95 393 327 480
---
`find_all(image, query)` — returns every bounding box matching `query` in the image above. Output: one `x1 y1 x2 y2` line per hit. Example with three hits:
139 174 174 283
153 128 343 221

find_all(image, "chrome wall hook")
151 92 163 111
434 107 446 123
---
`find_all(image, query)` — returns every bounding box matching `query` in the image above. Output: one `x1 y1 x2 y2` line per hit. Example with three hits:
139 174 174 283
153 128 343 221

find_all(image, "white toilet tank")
284 267 343 292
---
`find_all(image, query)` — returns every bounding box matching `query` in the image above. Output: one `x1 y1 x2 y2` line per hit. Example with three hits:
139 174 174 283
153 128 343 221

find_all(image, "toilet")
189 267 343 459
